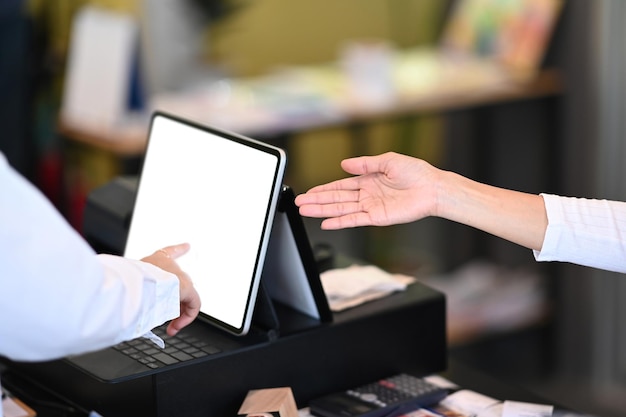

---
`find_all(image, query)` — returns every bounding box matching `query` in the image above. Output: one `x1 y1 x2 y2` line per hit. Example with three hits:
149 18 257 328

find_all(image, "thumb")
341 154 387 176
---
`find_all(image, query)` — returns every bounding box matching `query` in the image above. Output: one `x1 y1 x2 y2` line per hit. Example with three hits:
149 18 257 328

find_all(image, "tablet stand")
250 282 280 341
249 185 332 340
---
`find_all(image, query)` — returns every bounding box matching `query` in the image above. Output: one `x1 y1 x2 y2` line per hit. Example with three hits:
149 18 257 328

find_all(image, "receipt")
438 391 554 417
320 264 415 311
503 401 554 417
440 390 500 416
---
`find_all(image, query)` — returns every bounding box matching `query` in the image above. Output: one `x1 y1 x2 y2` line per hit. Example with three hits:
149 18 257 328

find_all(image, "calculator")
308 374 448 417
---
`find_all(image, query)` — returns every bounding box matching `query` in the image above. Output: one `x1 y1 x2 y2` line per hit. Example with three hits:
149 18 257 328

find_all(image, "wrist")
432 169 458 220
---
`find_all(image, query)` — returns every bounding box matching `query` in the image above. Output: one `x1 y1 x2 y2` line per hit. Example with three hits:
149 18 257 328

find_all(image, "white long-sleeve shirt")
0 153 182 417
0 153 181 362
535 193 626 273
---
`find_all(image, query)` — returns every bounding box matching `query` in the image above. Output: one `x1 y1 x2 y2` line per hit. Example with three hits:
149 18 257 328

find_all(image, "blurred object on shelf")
419 260 550 345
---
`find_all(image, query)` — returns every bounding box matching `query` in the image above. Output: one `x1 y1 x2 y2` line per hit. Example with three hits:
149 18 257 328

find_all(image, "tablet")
123 112 286 336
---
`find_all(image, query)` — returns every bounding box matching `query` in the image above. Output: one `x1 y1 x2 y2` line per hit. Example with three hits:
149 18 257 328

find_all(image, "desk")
1 359 588 417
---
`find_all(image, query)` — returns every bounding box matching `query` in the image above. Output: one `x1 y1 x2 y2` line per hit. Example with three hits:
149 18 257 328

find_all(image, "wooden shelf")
58 68 563 158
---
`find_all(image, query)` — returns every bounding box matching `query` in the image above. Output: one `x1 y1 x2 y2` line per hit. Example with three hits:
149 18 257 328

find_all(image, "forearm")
436 171 548 251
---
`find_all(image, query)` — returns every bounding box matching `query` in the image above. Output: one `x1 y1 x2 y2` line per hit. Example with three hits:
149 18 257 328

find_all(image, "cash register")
2 177 447 417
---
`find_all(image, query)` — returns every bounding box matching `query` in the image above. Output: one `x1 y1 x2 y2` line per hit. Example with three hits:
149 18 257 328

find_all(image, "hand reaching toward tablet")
141 243 201 336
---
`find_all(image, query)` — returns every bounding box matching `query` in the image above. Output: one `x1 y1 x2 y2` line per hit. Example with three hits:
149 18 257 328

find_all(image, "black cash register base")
3 180 447 417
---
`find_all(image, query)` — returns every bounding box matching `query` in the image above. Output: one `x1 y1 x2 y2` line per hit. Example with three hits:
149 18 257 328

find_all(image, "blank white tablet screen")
124 113 285 335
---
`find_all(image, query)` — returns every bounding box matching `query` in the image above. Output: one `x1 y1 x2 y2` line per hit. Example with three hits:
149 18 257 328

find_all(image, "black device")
1 152 447 416
309 374 448 417
58 113 331 383
64 184 332 382
3 275 446 416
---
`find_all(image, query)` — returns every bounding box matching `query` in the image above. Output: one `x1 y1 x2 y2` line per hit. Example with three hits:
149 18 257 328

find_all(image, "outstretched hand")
141 243 201 336
295 152 441 230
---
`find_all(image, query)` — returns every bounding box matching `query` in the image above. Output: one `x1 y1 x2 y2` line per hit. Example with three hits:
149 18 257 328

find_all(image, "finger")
159 243 191 260
296 189 361 207
305 175 363 194
341 154 388 176
166 316 189 336
299 200 362 218
320 212 372 230
166 303 200 336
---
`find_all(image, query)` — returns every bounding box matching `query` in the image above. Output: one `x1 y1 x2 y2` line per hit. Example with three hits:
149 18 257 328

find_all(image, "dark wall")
0 0 35 178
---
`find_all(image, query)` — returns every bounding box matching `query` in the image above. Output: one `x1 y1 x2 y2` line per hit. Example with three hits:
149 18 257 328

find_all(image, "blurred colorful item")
442 0 563 80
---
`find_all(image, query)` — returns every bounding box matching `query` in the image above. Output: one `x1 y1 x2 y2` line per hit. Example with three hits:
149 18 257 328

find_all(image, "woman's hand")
295 152 441 229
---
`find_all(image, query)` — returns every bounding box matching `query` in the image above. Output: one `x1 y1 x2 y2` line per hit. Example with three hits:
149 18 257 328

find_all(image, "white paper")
62 6 137 130
320 264 415 311
423 375 460 390
440 390 500 416
478 403 504 417
503 400 554 417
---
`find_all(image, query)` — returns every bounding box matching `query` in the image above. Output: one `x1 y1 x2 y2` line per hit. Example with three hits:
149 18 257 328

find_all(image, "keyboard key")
114 323 223 369
153 352 179 365
171 351 194 362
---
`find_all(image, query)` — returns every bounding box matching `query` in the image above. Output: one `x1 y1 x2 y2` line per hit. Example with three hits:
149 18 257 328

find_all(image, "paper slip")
423 375 461 390
478 403 504 417
438 391 554 417
320 264 416 311
503 401 554 417
440 390 500 416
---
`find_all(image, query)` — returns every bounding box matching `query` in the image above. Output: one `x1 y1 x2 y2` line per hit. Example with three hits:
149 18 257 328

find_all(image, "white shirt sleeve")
534 193 626 273
0 153 180 362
